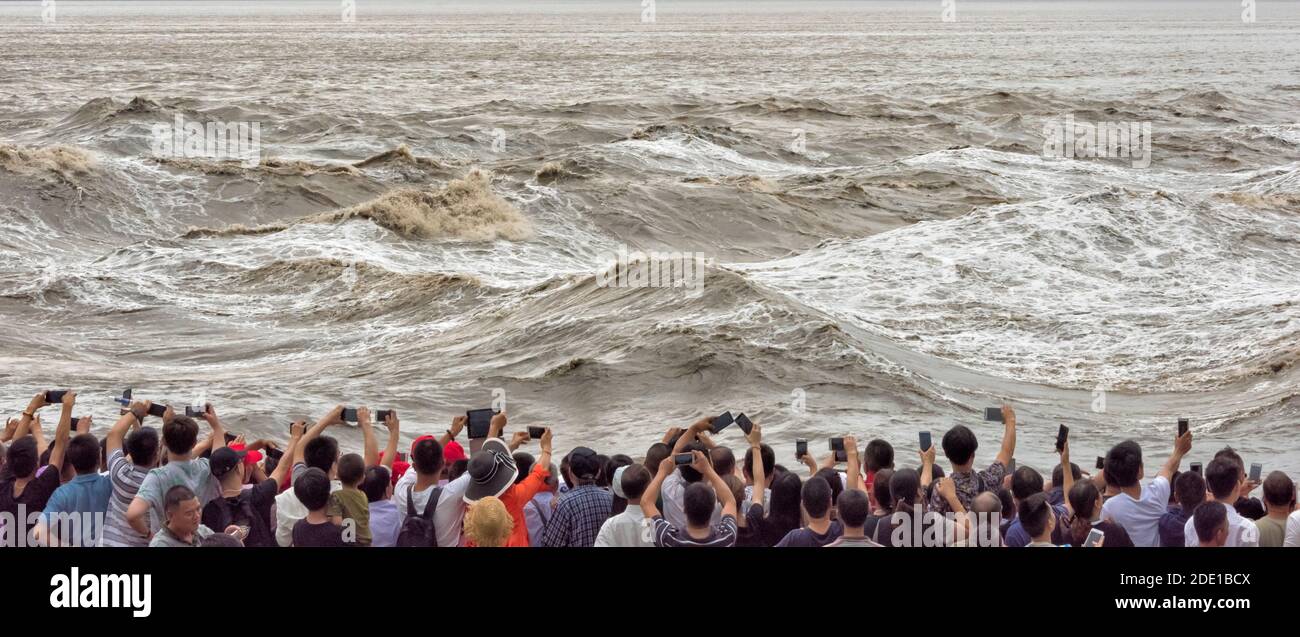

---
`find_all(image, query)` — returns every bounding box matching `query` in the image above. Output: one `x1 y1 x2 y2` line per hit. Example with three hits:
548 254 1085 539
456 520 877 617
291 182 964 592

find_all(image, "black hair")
710 446 736 477
1052 462 1081 489
513 452 535 484
447 459 469 481
66 433 100 474
941 425 978 466
872 468 894 511
6 436 38 478
125 426 159 467
889 468 921 511
742 443 775 481
1262 471 1296 508
164 484 196 513
1212 447 1244 475
411 437 443 476
814 467 843 508
1104 440 1142 488
201 533 244 547
594 454 612 488
644 443 670 476
303 436 339 473
996 487 1015 519
559 452 573 490
864 439 894 472
683 482 716 527
767 471 803 533
838 489 870 528
605 454 634 515
1204 458 1239 500
1019 492 1052 538
362 466 390 503
621 464 652 500
1011 466 1044 501
677 441 707 483
337 453 365 487
293 467 332 511
1192 501 1227 543
802 475 833 519
1067 480 1100 546
1174 471 1207 511
162 416 199 456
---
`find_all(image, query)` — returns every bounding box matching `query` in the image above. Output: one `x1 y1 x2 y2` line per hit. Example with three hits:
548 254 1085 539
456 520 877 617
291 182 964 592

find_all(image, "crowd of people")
1 391 1297 548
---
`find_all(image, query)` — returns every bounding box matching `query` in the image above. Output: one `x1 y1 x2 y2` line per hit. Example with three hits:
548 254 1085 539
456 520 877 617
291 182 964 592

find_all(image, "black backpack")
396 485 442 547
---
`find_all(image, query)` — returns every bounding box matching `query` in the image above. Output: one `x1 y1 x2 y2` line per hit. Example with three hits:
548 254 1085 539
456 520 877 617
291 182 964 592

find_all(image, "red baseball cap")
228 443 262 465
443 440 467 464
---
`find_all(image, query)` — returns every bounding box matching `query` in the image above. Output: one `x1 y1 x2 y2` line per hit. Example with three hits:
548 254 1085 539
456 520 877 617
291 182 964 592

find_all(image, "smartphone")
1177 418 1189 436
44 390 68 404
834 450 847 462
795 438 808 460
1007 458 1016 474
466 408 494 439
1095 456 1105 471
673 452 693 466
69 417 80 429
185 405 207 418
1249 463 1262 482
710 411 734 434
829 437 845 452
1084 528 1104 547
984 407 1003 422
265 446 284 461
919 431 932 452
735 413 753 435
1190 462 1202 475
527 426 546 439
340 408 358 423
147 403 167 418
1055 424 1069 453
376 409 393 421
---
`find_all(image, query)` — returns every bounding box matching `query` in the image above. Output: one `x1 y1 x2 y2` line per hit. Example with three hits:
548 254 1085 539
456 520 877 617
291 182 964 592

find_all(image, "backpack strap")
406 485 417 517
422 487 443 520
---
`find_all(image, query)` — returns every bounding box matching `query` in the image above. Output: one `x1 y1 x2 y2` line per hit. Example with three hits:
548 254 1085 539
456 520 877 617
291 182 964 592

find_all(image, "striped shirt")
101 449 150 547
651 513 738 548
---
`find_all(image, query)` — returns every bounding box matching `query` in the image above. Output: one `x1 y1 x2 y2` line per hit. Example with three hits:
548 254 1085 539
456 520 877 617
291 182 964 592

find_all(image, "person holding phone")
641 450 738 547
929 404 1017 515
1 392 72 535
101 401 160 547
1099 426 1192 547
463 412 553 547
126 401 229 542
1181 458 1260 547
659 417 723 531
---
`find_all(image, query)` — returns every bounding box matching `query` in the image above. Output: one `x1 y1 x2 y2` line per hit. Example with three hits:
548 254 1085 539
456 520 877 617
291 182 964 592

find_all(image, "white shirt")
392 469 470 547
1100 475 1170 547
1184 501 1259 547
661 472 721 531
594 505 655 547
1285 510 1300 547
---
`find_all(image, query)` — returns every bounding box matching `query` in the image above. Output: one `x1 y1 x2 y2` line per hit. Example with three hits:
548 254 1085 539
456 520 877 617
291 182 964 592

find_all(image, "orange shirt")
464 463 550 547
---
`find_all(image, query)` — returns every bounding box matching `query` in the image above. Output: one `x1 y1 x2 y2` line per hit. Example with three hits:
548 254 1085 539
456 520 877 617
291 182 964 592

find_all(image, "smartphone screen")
466 409 494 438
829 437 844 452
919 431 932 452
1084 528 1104 547
527 426 546 439
1055 424 1069 452
711 411 734 434
45 390 68 404
795 439 807 459
834 450 847 462
735 413 753 435
1095 456 1105 470
1249 463 1262 482
673 453 693 466
1178 418 1189 436
340 408 358 423
147 403 167 418
1190 462 1202 475
185 405 205 418
984 407 1003 422
69 417 80 429
376 409 392 421
1008 458 1016 474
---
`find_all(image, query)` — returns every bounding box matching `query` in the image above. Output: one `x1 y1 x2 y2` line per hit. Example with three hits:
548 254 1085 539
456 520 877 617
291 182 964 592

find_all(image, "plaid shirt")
540 484 612 547
929 460 1006 514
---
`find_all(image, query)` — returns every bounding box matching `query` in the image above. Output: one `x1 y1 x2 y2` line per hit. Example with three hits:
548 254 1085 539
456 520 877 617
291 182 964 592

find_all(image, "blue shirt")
368 499 400 548
540 484 612 547
1157 505 1189 547
43 473 112 546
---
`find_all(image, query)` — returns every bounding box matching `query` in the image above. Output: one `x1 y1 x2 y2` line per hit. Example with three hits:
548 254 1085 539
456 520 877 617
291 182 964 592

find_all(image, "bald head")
973 491 1002 515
